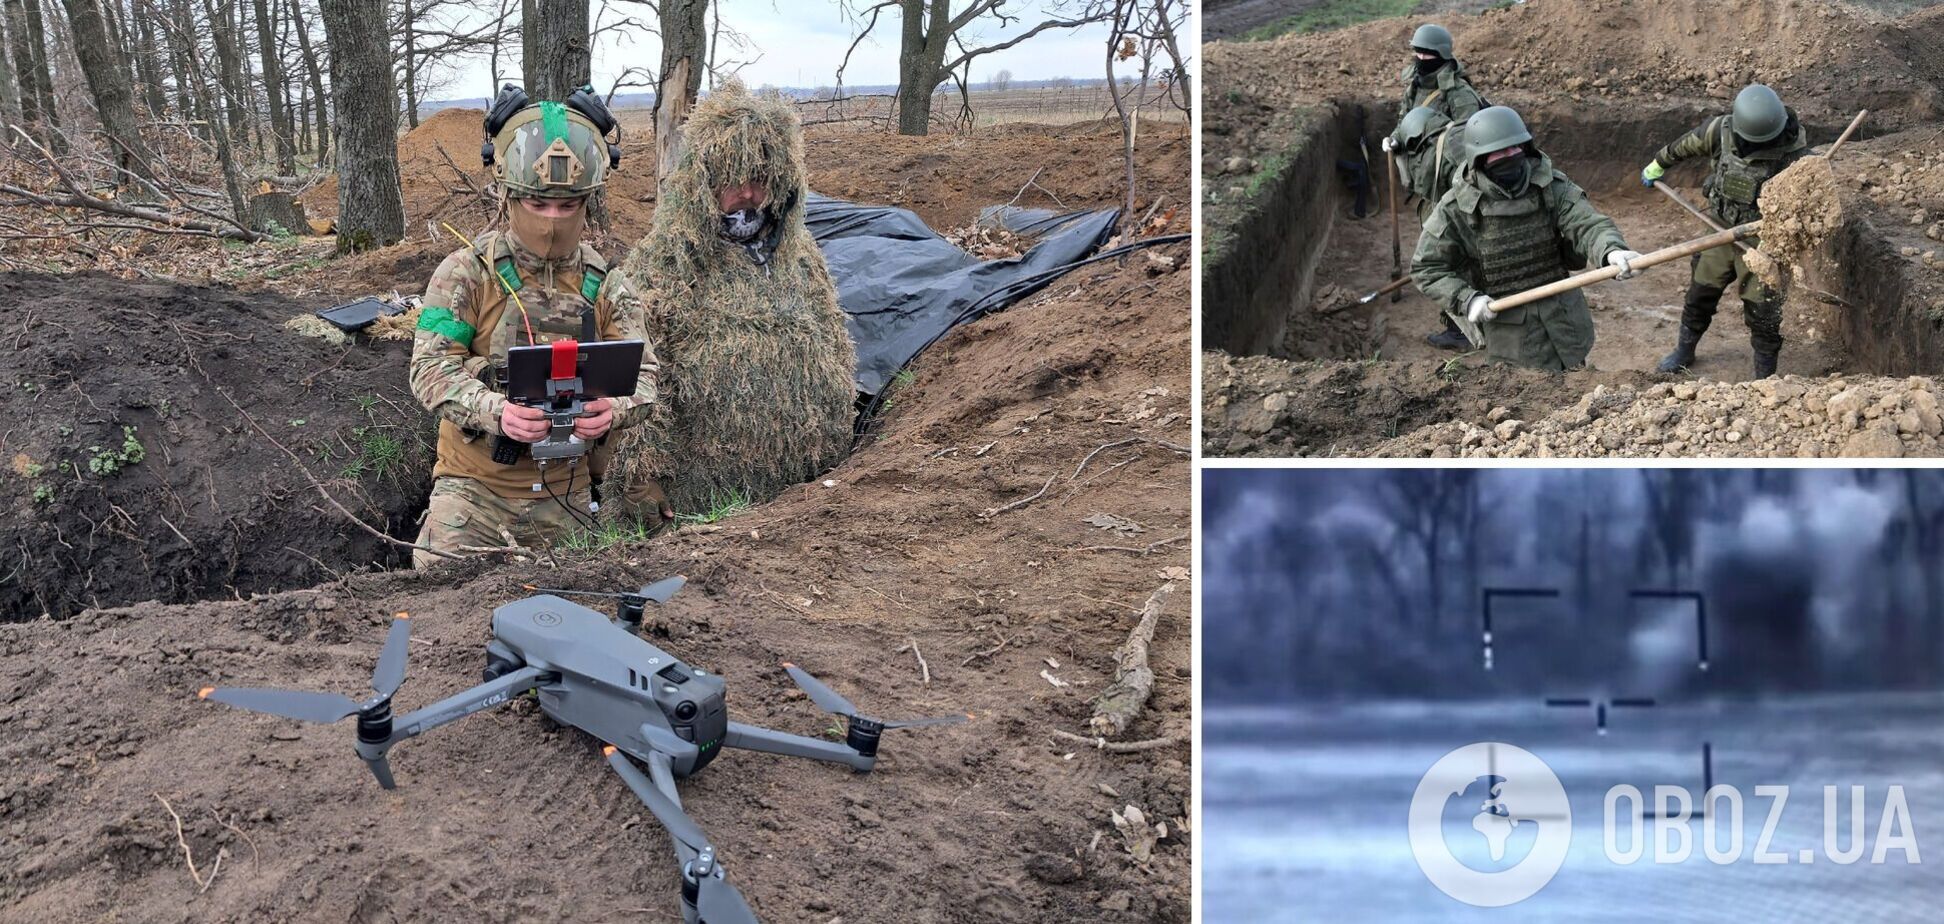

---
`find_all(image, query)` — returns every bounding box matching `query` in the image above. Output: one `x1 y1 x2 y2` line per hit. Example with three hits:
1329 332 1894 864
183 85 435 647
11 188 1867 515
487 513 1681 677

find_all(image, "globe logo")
1409 743 1572 907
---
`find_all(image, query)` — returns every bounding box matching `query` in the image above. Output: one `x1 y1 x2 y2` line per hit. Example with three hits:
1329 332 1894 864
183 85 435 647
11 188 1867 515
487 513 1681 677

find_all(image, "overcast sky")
430 1 1168 105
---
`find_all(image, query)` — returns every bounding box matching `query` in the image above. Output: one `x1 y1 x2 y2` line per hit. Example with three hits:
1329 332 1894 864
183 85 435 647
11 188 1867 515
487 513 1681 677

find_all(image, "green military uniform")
409 230 659 566
1391 108 1468 222
1646 96 1808 372
1399 59 1487 127
1413 152 1630 371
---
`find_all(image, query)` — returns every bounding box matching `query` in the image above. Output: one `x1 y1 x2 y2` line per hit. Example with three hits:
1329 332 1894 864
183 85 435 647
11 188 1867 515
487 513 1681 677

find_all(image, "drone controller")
492 338 645 472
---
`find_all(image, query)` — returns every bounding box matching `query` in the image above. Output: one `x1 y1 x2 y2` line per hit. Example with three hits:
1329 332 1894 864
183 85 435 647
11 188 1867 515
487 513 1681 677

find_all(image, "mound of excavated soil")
1376 373 1944 458
0 248 1193 921
1200 350 1658 456
0 273 432 619
1756 155 1850 287
1208 0 1944 131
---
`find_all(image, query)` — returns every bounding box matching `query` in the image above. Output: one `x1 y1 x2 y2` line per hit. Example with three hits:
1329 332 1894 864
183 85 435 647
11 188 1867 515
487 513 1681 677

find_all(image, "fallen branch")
961 629 1015 667
898 637 932 685
1073 532 1189 555
1052 729 1184 753
1088 582 1173 737
154 791 224 891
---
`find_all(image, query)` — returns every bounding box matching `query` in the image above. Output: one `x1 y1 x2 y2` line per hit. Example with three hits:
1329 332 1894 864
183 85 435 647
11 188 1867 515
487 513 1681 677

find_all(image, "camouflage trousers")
1687 242 1784 355
1480 289 1595 372
412 475 594 569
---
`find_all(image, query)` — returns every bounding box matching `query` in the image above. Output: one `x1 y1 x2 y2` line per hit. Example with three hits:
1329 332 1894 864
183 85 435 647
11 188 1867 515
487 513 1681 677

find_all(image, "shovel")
1389 153 1404 302
1486 223 1760 315
1321 275 1411 315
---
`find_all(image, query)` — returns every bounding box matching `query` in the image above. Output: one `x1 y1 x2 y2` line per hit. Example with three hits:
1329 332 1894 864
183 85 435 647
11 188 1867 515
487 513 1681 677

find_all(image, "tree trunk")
251 0 293 172
653 0 706 180
19 0 61 150
131 2 167 118
400 0 416 129
59 0 157 182
164 0 196 133
0 1 27 126
522 0 587 101
203 0 248 148
160 0 247 222
893 0 946 136
317 0 403 252
289 0 327 164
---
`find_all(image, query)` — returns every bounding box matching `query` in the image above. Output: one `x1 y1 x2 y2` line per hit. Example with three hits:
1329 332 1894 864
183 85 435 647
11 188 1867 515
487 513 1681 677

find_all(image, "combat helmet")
1464 106 1535 167
1731 84 1788 144
481 84 623 199
1397 105 1453 154
1411 24 1455 60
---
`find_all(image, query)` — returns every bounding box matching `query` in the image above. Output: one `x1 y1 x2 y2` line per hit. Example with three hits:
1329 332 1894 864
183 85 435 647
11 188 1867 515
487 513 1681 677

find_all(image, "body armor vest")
1705 116 1805 227
433 231 620 496
1473 188 1569 299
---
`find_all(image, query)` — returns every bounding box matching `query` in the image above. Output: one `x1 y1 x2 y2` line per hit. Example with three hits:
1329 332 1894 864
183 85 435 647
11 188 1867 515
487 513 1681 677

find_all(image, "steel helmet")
1732 84 1788 144
1397 105 1453 153
1411 24 1455 60
491 101 610 199
1464 106 1533 166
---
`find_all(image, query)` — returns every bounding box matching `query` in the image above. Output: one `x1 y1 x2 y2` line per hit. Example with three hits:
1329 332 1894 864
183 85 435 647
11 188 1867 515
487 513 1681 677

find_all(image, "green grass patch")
1242 0 1421 41
342 426 407 481
675 488 752 528
560 516 662 554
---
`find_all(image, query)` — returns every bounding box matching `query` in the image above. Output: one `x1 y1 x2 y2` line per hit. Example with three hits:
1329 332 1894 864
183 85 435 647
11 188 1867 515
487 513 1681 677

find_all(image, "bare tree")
988 66 1009 91
655 0 706 180
289 0 328 164
1103 0 1186 217
318 0 403 250
58 0 157 182
249 0 294 171
11 0 62 149
842 0 1109 137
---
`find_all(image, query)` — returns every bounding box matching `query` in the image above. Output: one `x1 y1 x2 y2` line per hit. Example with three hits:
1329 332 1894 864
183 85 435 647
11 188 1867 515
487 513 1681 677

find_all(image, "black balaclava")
1414 52 1448 79
1485 151 1529 192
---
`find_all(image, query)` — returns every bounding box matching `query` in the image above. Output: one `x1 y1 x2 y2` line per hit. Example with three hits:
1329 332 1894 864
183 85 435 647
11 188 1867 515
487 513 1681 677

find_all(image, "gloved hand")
1465 293 1494 324
627 475 676 522
1607 249 1644 280
1381 136 1398 154
1641 161 1665 188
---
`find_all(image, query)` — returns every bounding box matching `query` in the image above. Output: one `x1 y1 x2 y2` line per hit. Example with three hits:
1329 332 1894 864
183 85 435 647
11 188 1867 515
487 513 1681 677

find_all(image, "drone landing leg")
645 751 700 866
723 721 875 772
603 747 759 924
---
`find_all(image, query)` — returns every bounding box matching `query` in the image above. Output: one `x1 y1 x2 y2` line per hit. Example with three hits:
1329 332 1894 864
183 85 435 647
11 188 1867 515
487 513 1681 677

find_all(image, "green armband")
416 306 476 348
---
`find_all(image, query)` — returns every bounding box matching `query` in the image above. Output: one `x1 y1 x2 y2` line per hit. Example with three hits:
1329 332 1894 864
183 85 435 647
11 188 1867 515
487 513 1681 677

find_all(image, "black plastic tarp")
805 193 1120 396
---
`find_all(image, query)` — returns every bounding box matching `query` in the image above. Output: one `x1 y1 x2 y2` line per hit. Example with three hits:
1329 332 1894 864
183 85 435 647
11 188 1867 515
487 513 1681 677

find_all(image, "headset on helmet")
482 84 622 171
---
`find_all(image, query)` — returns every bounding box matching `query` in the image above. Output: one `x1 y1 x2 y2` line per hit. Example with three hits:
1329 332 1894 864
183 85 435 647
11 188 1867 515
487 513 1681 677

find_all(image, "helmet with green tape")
491 100 610 199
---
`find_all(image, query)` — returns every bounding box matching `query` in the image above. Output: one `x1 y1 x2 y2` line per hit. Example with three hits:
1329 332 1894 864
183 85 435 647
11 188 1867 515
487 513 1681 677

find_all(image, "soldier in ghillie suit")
1413 106 1643 371
1388 104 1473 351
604 81 856 520
1641 84 1809 378
408 87 660 567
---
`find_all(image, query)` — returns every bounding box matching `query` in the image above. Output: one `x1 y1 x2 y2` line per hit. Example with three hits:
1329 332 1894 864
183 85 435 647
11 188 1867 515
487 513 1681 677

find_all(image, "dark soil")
0 274 432 619
0 223 1192 920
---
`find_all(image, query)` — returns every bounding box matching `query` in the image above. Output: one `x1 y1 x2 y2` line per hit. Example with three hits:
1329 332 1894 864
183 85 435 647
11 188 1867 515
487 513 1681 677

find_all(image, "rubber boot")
1752 349 1778 379
1425 313 1471 351
1656 325 1703 373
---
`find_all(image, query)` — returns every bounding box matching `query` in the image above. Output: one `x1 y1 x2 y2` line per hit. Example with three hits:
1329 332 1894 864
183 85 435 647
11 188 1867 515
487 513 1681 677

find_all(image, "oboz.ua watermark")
1409 742 1925 908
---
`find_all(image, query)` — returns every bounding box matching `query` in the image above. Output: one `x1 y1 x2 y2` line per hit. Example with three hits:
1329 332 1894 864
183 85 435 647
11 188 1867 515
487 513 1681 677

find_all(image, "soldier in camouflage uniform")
1388 104 1473 351
1641 84 1808 378
1394 24 1488 126
1413 106 1643 371
408 91 663 567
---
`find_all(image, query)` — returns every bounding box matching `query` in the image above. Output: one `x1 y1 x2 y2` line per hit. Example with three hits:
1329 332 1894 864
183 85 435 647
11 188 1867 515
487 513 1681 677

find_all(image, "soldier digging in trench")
1413 106 1644 372
407 88 663 567
603 80 857 522
1383 24 1490 351
1641 84 1809 379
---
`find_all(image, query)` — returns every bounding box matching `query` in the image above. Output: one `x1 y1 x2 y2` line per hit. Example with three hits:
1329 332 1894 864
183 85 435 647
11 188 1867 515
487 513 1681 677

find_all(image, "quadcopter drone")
197 577 967 924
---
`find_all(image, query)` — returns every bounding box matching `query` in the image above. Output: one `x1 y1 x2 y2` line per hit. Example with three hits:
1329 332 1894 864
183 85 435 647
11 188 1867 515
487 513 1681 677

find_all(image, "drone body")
199 577 966 924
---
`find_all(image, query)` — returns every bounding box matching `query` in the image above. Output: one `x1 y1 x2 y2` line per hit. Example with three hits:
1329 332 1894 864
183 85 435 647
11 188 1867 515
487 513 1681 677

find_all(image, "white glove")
1608 249 1644 280
1465 294 1494 324
1381 136 1398 153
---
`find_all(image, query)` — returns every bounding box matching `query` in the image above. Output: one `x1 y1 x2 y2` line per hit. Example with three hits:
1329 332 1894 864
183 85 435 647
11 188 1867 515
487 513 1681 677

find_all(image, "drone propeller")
521 575 686 603
781 662 970 749
694 864 758 924
200 612 412 720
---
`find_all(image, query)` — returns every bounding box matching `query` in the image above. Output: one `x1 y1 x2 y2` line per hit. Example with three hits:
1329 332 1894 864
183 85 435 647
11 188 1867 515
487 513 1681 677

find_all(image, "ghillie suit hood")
605 81 857 519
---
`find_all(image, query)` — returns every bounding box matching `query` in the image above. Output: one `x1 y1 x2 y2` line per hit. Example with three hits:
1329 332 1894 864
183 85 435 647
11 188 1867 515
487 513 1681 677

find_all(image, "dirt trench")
0 274 434 620
1202 92 1944 456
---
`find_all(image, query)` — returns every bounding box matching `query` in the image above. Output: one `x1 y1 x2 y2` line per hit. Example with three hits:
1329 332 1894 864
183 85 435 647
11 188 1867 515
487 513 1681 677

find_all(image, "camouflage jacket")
1412 153 1628 313
1651 110 1810 226
1398 61 1487 125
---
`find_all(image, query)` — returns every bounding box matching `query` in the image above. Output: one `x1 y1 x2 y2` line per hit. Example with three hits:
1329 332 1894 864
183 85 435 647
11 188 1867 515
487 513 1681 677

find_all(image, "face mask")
721 207 766 243
507 197 586 260
1485 154 1528 191
1415 55 1446 77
